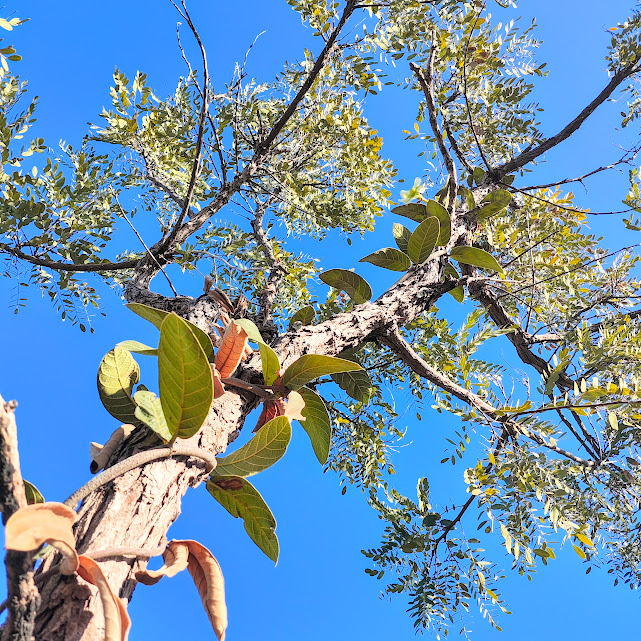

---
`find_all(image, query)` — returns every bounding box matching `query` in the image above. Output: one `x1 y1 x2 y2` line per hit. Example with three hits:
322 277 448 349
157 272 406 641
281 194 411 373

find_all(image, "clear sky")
0 1 640 640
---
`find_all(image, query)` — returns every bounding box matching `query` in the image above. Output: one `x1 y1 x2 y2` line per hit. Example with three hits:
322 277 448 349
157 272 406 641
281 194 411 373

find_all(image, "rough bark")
0 396 40 641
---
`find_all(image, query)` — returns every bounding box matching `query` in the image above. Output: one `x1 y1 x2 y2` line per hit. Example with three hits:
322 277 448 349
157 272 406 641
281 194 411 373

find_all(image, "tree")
1 0 641 639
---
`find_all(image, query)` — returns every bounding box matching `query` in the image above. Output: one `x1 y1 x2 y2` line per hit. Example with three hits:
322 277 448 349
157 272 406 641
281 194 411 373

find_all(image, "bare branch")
410 38 458 214
0 243 138 273
163 2 211 251
494 61 641 177
0 395 39 641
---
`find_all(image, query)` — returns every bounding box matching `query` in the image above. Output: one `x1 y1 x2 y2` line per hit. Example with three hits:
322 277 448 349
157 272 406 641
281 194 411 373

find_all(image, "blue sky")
1 1 640 639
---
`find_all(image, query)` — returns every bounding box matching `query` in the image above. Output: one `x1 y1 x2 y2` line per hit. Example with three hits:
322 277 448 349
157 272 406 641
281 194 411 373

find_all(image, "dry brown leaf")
204 275 213 294
283 391 306 422
253 400 280 432
135 539 227 641
215 321 249 378
212 367 226 399
78 555 131 641
90 424 137 474
206 287 235 315
5 502 79 575
135 540 189 585
184 540 228 641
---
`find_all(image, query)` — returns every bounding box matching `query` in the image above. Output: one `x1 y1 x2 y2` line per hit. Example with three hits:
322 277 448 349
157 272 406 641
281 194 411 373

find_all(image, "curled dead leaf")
253 400 280 432
212 367 226 399
78 555 131 641
283 391 306 422
5 502 79 575
90 424 137 474
215 321 249 378
184 540 228 641
136 539 227 641
135 540 189 585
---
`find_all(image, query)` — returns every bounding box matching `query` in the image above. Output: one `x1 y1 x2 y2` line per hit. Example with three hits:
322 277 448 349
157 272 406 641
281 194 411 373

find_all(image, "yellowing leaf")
575 533 594 547
77 555 131 641
97 347 140 425
5 502 78 575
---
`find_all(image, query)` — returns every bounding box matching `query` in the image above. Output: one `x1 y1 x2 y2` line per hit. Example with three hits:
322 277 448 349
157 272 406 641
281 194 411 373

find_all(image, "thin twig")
494 60 641 177
410 35 458 215
112 192 178 296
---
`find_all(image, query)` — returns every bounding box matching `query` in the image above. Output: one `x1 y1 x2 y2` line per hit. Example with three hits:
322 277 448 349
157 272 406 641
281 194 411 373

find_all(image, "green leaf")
319 269 372 304
234 318 264 344
359 247 411 272
450 246 504 273
259 343 281 386
126 303 215 362
24 480 44 505
298 387 332 464
215 416 291 477
206 476 279 563
288 305 316 329
116 340 158 356
234 318 280 384
134 390 172 442
475 190 512 220
331 368 375 403
391 203 427 222
472 167 486 185
158 313 214 439
458 187 476 211
282 355 362 391
408 217 440 264
97 347 140 424
448 286 465 303
392 223 412 254
425 200 451 245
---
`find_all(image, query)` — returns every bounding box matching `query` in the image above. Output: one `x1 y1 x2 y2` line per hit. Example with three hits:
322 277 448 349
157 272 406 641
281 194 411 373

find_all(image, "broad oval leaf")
234 318 264 344
215 416 291 477
206 476 279 563
425 200 451 245
126 302 215 362
158 313 214 439
408 216 440 264
392 223 412 254
391 202 427 222
450 246 504 273
475 189 512 220
331 368 375 404
472 166 486 185
134 390 172 442
319 269 372 304
116 340 157 356
97 347 140 424
234 318 281 385
288 305 316 329
458 186 476 211
444 262 464 302
298 387 332 464
214 321 249 379
359 247 411 272
282 355 363 391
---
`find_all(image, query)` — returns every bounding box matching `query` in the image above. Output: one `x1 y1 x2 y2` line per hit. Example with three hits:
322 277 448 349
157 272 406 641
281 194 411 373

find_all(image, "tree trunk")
31 252 451 640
